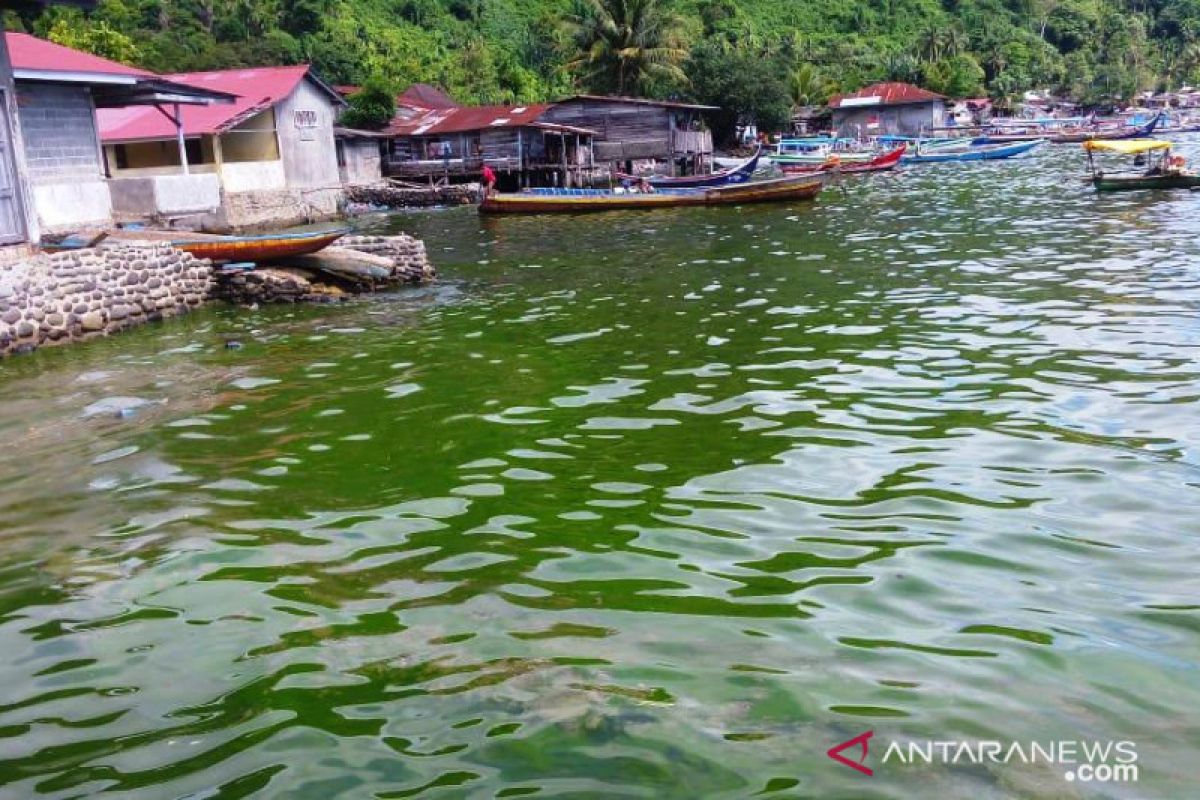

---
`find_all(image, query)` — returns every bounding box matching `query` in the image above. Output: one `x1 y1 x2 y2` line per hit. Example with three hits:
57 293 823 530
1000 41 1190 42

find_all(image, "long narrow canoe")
781 144 907 174
615 149 761 189
479 175 824 214
45 228 348 263
903 138 1043 164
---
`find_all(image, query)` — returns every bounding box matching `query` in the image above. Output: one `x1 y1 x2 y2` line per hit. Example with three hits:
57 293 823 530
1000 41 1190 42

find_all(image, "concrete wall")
833 102 945 137
221 160 287 193
109 173 221 217
31 182 112 232
338 138 382 185
15 82 111 232
276 79 341 192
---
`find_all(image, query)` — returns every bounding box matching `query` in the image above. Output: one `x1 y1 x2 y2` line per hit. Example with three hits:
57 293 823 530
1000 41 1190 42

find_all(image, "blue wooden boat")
903 138 1044 164
616 148 761 189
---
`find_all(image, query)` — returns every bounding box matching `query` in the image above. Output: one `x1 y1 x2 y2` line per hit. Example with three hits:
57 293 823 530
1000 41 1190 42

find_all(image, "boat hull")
45 228 347 263
904 139 1043 163
616 151 761 188
1093 173 1200 192
1052 114 1163 144
479 176 824 214
781 144 906 174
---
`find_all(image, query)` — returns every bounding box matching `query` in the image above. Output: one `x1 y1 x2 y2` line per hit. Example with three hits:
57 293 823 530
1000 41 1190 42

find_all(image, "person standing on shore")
481 164 496 197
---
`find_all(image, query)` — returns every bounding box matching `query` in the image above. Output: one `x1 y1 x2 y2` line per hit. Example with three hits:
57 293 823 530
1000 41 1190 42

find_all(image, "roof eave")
13 69 138 85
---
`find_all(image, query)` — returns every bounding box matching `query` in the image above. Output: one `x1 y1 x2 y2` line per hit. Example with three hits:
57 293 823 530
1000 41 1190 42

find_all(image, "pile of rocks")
0 245 210 357
346 182 479 209
211 267 345 305
340 234 436 283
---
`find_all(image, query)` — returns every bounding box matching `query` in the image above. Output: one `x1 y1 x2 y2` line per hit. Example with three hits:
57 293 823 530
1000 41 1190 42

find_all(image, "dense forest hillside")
7 0 1200 135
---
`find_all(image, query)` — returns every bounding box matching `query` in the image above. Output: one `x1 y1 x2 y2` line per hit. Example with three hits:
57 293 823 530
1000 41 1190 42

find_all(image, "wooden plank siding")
540 98 712 170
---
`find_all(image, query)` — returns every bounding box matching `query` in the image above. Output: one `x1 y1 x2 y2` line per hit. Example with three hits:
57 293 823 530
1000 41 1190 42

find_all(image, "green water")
1 148 1199 799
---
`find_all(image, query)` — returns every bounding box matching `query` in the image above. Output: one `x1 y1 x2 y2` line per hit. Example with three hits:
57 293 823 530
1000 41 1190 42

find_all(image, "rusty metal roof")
829 82 945 109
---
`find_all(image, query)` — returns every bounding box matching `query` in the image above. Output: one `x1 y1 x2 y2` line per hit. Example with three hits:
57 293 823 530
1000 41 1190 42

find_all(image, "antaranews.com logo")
828 731 1139 784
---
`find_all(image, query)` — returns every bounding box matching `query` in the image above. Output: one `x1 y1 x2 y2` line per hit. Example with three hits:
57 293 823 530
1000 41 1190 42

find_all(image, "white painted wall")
32 180 112 233
109 173 221 216
221 160 287 193
276 79 342 192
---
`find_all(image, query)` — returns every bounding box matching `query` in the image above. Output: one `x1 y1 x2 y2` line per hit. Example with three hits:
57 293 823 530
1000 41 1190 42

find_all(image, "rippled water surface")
2 147 1199 798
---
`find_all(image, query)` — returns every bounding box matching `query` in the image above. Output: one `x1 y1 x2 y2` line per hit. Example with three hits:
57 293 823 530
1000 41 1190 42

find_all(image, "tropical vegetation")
7 0 1200 141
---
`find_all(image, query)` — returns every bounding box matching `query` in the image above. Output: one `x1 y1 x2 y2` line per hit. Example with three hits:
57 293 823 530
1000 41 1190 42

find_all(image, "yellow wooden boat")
479 175 824 214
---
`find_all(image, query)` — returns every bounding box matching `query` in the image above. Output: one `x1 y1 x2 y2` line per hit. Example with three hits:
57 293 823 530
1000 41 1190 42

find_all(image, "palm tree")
789 63 834 109
563 0 688 96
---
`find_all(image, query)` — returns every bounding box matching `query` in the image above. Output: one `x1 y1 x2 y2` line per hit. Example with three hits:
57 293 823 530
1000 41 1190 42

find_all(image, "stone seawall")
346 183 479 209
0 245 211 357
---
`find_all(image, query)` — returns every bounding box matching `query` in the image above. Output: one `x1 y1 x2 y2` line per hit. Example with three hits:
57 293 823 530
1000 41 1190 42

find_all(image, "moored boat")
903 138 1043 164
1084 138 1200 192
615 149 762 189
781 144 907 174
1051 113 1162 144
46 228 348 263
478 175 824 214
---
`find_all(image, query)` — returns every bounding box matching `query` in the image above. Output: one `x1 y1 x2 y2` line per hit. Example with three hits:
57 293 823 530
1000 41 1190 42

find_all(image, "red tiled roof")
6 32 150 78
398 83 460 110
386 103 554 137
829 82 945 109
98 66 320 142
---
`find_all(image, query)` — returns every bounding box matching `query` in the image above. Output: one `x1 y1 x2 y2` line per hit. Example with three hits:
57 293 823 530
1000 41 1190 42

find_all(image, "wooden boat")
903 138 1043 164
615 148 761 189
1083 138 1200 192
1051 113 1162 144
478 175 824 214
45 228 347 263
781 144 907 174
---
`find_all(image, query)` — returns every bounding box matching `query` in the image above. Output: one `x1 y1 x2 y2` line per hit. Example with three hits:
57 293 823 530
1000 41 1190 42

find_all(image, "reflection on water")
0 146 1198 798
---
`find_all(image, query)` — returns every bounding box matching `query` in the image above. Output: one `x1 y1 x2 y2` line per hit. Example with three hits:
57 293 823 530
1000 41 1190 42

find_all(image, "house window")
185 139 203 165
336 140 346 168
114 145 129 170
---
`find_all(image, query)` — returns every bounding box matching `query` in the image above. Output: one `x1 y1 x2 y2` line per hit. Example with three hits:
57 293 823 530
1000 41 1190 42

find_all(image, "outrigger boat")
478 175 824 214
45 227 348 263
615 148 762 189
1084 139 1200 192
780 144 907 174
903 138 1043 163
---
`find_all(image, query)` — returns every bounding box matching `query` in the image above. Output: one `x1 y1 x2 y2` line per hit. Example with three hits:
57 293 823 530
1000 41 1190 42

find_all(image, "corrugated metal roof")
6 31 150 77
559 94 717 111
386 103 557 137
98 66 331 143
397 83 460 110
829 82 945 109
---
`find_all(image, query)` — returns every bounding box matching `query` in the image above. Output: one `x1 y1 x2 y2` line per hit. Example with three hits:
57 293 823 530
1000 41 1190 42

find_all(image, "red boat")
780 143 906 175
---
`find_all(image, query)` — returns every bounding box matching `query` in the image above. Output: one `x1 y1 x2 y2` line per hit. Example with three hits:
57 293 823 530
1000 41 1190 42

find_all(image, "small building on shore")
335 127 386 185
2 33 231 239
383 101 597 189
829 82 946 137
539 95 714 176
98 66 346 230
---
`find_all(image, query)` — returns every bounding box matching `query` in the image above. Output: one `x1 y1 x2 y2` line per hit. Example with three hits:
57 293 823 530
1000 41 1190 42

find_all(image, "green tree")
339 77 396 130
788 63 834 108
688 39 791 144
563 0 688 96
47 15 140 64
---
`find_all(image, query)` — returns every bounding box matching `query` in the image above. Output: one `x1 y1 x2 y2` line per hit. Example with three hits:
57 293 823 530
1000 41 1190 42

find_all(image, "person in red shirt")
481 164 497 197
